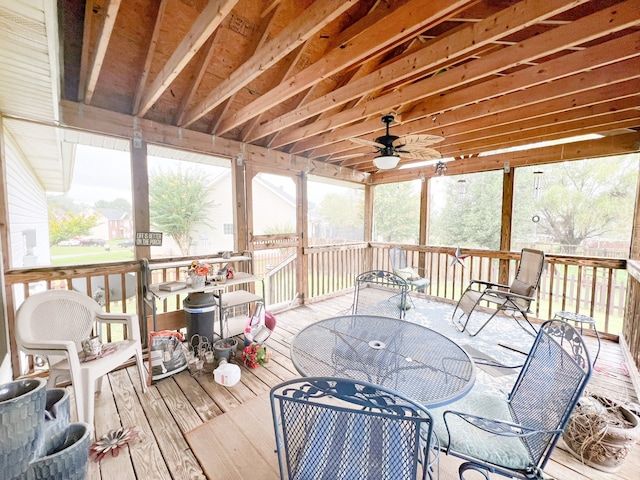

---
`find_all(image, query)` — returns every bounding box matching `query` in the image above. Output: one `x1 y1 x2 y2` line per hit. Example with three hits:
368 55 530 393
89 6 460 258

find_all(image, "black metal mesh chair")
430 319 592 480
270 377 437 480
352 270 409 319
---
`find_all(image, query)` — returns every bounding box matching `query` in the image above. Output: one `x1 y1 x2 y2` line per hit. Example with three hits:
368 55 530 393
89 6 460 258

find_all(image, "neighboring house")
83 208 133 241
153 170 297 257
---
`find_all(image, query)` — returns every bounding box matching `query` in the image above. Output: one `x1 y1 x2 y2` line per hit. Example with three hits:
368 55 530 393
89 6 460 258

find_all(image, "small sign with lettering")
135 232 163 246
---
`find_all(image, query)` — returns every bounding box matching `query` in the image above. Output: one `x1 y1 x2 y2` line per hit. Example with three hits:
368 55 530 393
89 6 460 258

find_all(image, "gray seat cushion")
430 392 532 470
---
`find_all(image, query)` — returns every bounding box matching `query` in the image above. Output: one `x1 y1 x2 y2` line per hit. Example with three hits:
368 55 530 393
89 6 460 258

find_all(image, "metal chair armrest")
469 279 509 290
484 289 534 302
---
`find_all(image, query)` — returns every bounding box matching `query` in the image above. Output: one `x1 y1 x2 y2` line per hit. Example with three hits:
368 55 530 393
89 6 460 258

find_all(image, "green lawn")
50 244 134 265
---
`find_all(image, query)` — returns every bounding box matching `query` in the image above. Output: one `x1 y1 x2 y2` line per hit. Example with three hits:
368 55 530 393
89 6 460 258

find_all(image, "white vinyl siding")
4 131 50 268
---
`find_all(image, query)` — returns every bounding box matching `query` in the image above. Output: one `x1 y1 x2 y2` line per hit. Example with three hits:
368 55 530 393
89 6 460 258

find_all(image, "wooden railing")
305 243 369 301
624 261 640 372
263 253 297 307
4 261 141 378
370 243 628 335
5 244 633 378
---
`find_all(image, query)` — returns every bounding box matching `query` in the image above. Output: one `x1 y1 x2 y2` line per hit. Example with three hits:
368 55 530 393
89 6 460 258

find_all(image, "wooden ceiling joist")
181 0 358 128
132 0 168 115
53 0 640 177
83 0 122 104
281 0 640 152
215 0 477 135
136 0 240 117
247 0 589 144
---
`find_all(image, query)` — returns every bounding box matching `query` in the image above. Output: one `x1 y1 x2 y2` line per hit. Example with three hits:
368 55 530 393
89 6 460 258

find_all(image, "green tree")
429 171 503 249
533 155 637 252
317 191 364 228
373 182 420 243
95 198 131 213
149 168 217 255
48 207 99 245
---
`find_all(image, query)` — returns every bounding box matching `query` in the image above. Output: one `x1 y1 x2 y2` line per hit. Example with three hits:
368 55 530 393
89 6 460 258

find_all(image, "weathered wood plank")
108 369 174 479
153 376 204 434
94 378 136 480
172 370 224 423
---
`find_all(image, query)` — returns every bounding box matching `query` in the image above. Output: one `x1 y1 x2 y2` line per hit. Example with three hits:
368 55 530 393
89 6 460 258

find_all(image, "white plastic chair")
15 289 147 428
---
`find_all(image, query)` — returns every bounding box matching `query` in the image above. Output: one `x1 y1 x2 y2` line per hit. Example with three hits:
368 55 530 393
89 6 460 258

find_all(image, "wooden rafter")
136 0 240 117
181 0 358 128
278 0 640 151
132 0 168 115
215 0 477 135
84 0 122 104
249 0 587 143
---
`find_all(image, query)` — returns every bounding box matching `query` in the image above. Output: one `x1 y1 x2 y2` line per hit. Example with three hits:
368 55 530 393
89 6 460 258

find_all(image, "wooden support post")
499 164 514 285
130 138 150 330
364 183 374 271
419 175 429 272
232 152 248 251
297 173 308 304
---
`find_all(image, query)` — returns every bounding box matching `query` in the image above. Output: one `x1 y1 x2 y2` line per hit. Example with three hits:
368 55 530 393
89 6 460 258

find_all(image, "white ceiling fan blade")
397 147 442 160
393 134 444 148
349 137 385 149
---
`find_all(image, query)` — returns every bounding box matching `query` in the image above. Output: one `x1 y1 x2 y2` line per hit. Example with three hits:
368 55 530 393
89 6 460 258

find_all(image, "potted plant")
563 391 640 473
213 337 238 362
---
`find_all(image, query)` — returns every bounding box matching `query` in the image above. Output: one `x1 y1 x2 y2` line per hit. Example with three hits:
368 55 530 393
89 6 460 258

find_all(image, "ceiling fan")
335 114 444 170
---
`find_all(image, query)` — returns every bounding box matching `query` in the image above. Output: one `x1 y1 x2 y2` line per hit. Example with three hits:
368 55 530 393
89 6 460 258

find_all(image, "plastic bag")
244 303 276 344
147 330 188 385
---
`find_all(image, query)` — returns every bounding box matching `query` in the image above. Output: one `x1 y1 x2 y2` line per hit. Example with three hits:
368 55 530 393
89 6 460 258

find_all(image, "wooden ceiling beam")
58 99 368 184
215 0 476 135
181 0 357 128
316 78 640 160
249 0 587 143
77 0 94 101
174 34 219 126
84 0 122 104
441 112 640 158
293 24 640 156
132 0 168 115
280 0 640 151
136 0 240 117
373 132 640 183
442 96 640 149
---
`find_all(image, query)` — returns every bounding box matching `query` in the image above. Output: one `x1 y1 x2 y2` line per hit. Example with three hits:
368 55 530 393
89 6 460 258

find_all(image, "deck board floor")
89 294 638 479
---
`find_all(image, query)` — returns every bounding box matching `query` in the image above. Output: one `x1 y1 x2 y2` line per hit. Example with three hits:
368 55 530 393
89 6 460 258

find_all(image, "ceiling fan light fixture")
374 154 400 170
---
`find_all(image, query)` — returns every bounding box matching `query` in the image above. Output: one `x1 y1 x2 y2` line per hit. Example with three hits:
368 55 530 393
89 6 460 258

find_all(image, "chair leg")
464 309 502 337
135 346 148 392
459 462 490 480
511 312 538 337
79 370 96 429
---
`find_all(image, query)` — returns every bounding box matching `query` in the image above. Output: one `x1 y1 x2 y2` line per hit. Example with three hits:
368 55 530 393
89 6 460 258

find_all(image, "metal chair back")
508 319 592 470
270 377 434 480
353 270 409 319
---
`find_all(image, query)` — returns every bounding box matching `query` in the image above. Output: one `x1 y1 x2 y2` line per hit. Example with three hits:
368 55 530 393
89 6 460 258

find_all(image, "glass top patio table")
290 315 476 408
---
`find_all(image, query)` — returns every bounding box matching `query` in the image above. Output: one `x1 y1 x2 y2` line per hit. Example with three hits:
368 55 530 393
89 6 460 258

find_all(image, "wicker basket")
563 393 640 473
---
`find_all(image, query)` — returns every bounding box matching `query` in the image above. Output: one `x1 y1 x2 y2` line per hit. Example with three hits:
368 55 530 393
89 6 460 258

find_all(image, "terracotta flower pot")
563 394 640 473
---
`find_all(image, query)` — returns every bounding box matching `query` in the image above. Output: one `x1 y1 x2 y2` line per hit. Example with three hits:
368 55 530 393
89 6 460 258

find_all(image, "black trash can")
183 292 217 344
